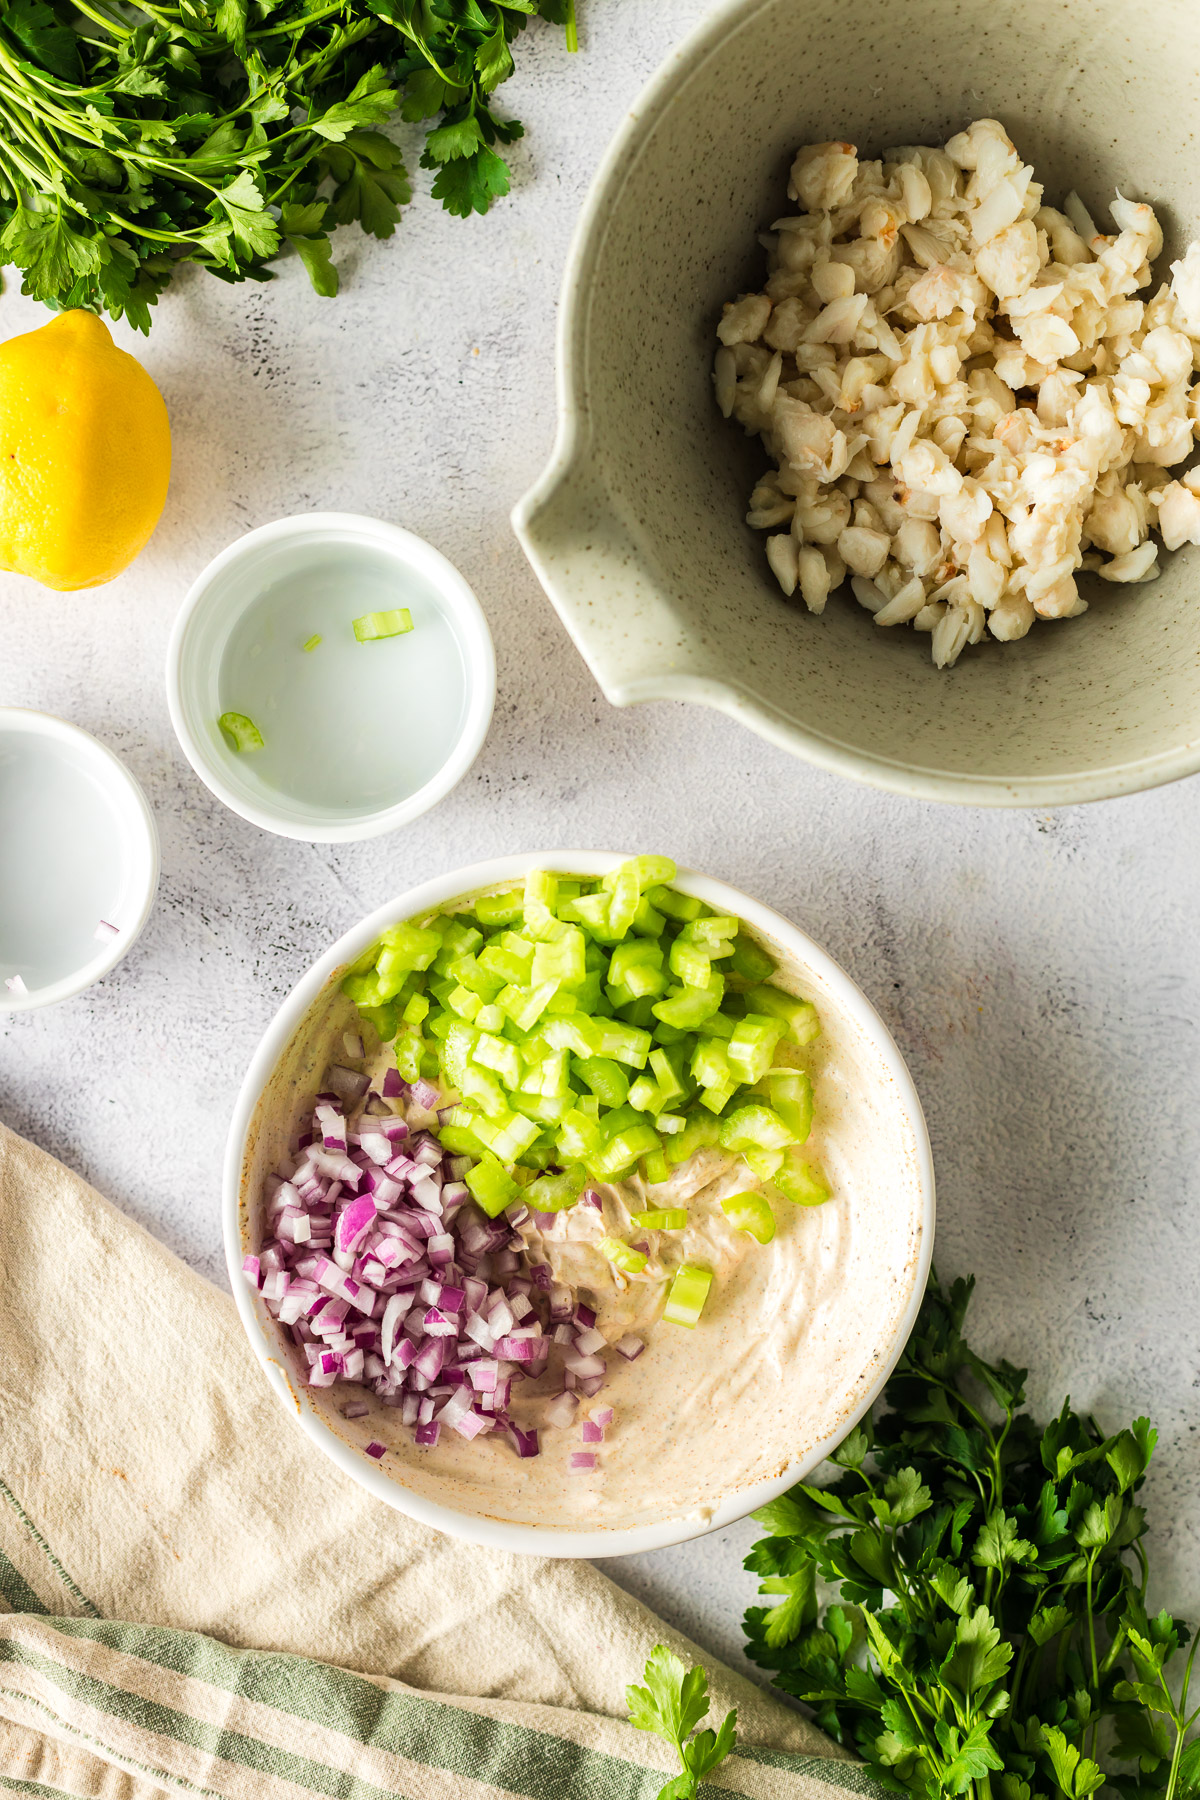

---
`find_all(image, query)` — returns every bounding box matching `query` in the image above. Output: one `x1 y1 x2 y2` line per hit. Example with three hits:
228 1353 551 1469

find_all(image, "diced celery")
497 981 558 1031
576 1093 599 1119
647 884 704 922
441 1020 478 1087
691 1038 733 1090
562 890 612 937
519 1046 571 1098
475 1003 504 1032
598 1236 649 1274
447 985 482 1022
641 1149 672 1182
665 1112 721 1166
438 1121 487 1157
465 1155 521 1218
609 939 667 998
342 969 388 1008
663 1264 713 1327
695 1010 737 1040
592 1019 652 1069
461 1063 509 1119
700 1081 738 1114
669 937 713 989
544 989 579 1016
729 933 776 984
394 1032 424 1080
627 1076 664 1115
540 1015 601 1059
475 887 524 927
617 996 658 1031
472 1031 522 1087
358 1001 398 1042
719 1104 796 1154
772 1154 832 1207
605 869 640 938
653 975 724 1029
402 992 430 1027
532 925 586 988
510 1092 570 1125
679 915 739 956
379 921 443 971
745 1146 785 1181
590 1123 660 1178
727 1015 786 1083
353 607 413 642
649 1047 687 1106
523 869 561 940
449 953 504 997
218 711 264 751
630 896 667 937
720 1191 776 1244
433 919 483 964
473 1109 541 1162
558 1106 603 1160
745 985 821 1046
525 1165 586 1211
631 1207 687 1230
575 1056 629 1108
769 1068 814 1143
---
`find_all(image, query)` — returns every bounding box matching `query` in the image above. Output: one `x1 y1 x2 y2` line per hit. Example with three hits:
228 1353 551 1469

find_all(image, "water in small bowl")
216 541 469 817
0 733 126 990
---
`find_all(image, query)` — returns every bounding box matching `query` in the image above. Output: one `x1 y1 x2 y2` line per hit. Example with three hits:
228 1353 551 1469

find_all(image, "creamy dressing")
242 929 927 1536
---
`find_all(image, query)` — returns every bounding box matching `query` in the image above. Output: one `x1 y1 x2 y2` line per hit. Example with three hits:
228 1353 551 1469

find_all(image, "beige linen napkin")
0 1121 873 1800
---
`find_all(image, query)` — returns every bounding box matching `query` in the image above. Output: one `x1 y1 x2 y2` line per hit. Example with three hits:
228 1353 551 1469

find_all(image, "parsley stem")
564 0 577 52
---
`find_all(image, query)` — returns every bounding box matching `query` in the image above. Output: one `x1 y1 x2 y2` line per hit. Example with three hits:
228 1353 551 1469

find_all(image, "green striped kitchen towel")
0 1121 873 1800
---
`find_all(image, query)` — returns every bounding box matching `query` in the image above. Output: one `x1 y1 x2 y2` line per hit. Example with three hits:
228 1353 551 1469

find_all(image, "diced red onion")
614 1334 645 1361
581 1189 603 1210
581 1419 604 1444
382 1067 403 1098
343 1033 365 1060
544 1391 578 1430
94 919 120 943
327 1065 370 1104
411 1079 442 1110
241 1254 261 1288
569 1451 597 1473
343 1400 369 1419
574 1325 606 1357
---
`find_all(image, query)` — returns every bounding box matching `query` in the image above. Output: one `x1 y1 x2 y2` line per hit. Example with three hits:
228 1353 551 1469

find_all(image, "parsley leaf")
428 143 511 217
626 1647 738 1800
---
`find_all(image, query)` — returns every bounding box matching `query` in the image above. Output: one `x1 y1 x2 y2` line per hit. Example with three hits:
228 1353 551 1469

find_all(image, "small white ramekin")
225 851 935 1558
166 514 496 843
0 709 159 1012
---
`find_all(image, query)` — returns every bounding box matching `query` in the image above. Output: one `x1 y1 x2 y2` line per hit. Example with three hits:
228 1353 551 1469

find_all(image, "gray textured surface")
2 0 1200 1695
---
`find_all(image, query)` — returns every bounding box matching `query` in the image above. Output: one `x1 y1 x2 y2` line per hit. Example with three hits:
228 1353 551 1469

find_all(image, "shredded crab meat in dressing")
714 121 1200 667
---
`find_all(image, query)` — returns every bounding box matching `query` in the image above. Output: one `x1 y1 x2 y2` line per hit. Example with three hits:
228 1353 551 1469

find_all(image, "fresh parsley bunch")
0 0 576 329
744 1274 1200 1800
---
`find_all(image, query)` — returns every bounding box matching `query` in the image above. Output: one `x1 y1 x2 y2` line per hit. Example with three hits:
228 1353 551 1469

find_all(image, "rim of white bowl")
165 513 496 843
224 850 936 1559
512 0 1200 811
0 708 160 1013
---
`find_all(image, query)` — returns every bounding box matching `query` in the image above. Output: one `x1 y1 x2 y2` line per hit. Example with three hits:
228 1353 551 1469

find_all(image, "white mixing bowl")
225 852 934 1557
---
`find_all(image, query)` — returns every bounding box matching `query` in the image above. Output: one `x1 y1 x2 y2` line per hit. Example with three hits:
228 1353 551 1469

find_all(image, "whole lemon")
0 310 171 591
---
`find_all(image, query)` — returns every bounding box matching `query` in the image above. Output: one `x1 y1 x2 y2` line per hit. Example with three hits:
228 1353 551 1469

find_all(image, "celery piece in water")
353 608 413 643
218 712 264 752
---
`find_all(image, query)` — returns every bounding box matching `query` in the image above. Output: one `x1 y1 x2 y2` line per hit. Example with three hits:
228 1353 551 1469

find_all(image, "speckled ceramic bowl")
513 0 1200 807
